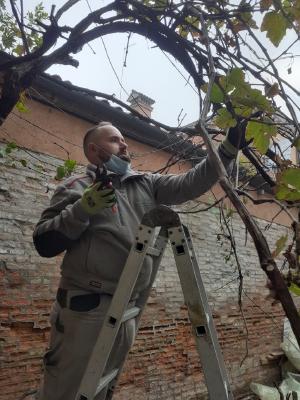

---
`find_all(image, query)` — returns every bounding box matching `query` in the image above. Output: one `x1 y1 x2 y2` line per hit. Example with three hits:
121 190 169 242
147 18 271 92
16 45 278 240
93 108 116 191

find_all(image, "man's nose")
120 141 128 150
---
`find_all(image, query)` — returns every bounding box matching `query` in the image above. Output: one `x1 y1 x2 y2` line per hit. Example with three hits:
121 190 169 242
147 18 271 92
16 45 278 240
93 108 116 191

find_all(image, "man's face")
91 126 130 163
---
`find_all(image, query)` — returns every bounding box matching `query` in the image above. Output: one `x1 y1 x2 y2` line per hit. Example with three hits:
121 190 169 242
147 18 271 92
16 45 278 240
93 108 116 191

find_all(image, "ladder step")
146 246 161 257
121 306 140 322
95 368 119 397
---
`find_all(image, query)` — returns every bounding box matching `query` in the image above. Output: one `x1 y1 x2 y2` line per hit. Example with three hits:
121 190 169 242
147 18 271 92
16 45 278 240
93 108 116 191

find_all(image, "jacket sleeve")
33 184 90 258
151 145 235 205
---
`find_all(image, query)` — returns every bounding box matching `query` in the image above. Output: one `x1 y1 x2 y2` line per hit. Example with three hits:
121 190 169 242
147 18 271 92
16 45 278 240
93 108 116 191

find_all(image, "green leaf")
16 99 29 113
5 142 17 154
233 105 253 118
272 234 288 258
261 11 288 46
20 159 27 167
177 25 188 38
14 44 25 56
215 108 237 129
227 68 245 86
185 15 200 31
64 159 77 173
275 168 300 201
232 86 272 112
177 23 186 36
55 166 66 180
7 142 17 149
245 120 277 153
16 92 29 113
247 89 272 111
276 185 300 201
280 168 300 190
0 2 47 53
201 82 225 103
240 11 258 29
219 77 235 95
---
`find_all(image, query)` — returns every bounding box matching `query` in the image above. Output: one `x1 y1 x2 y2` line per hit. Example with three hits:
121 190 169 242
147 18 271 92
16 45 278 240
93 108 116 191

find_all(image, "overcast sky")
17 0 300 126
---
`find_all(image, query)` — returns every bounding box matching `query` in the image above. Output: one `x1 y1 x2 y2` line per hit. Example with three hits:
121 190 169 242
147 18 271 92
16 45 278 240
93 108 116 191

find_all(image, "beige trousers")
37 294 136 400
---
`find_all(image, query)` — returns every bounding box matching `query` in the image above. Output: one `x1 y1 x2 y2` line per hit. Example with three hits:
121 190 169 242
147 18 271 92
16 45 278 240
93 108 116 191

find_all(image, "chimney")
127 89 155 118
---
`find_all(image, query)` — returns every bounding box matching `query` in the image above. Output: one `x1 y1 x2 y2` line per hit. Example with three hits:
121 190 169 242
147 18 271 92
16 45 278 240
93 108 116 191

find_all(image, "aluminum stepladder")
75 205 234 400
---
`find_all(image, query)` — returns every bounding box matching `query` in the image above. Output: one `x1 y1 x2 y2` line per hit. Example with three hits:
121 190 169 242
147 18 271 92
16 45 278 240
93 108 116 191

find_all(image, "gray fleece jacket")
33 147 234 296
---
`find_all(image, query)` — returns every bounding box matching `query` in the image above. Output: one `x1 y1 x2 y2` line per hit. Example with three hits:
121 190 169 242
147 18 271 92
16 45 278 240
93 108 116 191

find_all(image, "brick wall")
0 144 291 400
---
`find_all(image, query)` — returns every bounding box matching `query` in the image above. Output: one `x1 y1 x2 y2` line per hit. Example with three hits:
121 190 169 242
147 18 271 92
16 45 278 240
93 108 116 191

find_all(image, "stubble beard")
119 153 131 163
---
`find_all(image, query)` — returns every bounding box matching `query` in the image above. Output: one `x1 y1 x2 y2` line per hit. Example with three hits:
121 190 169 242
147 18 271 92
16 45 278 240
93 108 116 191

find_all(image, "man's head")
83 122 130 166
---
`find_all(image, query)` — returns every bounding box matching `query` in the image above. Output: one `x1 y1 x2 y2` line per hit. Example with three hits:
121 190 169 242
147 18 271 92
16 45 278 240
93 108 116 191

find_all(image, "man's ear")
87 142 100 164
89 142 102 158
88 142 97 154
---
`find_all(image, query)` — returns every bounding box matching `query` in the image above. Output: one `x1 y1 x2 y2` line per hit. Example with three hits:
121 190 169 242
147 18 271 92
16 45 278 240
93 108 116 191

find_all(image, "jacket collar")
86 164 144 183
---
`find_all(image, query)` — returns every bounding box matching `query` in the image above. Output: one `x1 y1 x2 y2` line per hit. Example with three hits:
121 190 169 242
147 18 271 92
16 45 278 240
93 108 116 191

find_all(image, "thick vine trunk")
220 176 300 345
0 71 21 125
200 120 300 347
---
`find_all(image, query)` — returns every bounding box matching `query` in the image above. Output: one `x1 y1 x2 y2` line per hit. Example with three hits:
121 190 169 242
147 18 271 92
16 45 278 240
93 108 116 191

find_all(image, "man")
33 121 245 400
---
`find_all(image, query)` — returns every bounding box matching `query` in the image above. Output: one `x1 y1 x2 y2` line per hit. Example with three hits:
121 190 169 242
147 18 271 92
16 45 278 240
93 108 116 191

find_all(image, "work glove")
220 120 250 157
81 183 116 215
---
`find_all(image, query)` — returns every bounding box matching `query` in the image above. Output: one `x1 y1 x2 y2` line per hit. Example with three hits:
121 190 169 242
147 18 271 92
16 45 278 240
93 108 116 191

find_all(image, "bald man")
33 121 243 400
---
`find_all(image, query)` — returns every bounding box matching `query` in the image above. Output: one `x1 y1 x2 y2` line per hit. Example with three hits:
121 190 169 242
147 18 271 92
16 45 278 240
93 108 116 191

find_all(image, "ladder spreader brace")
75 205 234 400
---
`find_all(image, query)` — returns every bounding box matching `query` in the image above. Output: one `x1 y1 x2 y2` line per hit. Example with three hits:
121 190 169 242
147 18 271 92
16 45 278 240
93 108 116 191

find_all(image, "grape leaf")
261 11 288 47
56 166 66 180
215 108 237 129
227 68 245 86
64 159 77 174
275 168 300 201
280 168 300 190
245 120 277 153
201 83 225 103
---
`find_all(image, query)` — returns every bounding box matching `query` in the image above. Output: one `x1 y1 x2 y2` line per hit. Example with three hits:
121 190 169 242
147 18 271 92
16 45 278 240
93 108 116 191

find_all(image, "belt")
56 288 102 312
56 288 136 312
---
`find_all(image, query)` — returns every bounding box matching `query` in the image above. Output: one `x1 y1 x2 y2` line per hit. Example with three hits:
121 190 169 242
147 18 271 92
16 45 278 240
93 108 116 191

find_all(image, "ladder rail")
185 225 233 390
169 224 234 400
74 206 234 400
105 228 169 400
75 224 156 400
